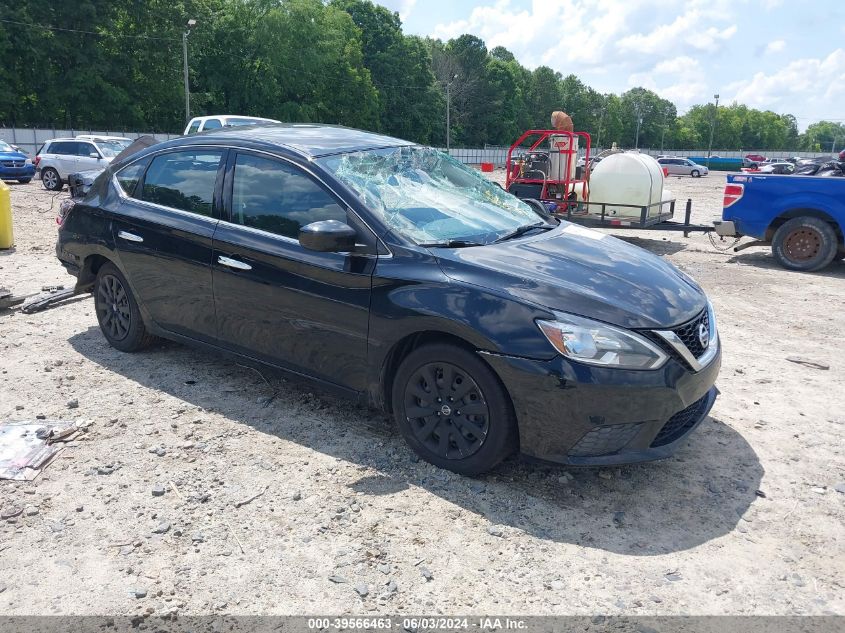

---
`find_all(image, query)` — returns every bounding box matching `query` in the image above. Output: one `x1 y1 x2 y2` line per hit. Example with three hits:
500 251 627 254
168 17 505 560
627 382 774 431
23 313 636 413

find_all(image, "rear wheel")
94 262 156 352
392 344 517 476
41 167 61 191
772 216 839 272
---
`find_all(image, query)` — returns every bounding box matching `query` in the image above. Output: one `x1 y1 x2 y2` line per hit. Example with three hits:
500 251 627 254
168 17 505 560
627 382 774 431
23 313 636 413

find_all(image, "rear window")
140 150 224 216
115 161 148 196
202 119 223 130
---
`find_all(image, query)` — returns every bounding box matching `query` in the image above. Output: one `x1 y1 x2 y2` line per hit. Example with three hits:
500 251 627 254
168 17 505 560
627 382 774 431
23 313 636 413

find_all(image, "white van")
183 115 280 135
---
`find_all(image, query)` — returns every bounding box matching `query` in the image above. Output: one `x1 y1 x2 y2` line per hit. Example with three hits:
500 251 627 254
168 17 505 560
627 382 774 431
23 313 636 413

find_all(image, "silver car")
657 157 709 177
36 138 125 191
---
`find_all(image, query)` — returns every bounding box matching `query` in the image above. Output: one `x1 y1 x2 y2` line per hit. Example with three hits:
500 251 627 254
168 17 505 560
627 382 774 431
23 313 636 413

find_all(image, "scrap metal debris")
0 420 82 481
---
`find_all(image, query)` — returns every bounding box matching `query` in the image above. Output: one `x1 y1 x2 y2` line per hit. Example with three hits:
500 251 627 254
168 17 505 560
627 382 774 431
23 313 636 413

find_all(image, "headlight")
537 313 668 370
25 158 32 165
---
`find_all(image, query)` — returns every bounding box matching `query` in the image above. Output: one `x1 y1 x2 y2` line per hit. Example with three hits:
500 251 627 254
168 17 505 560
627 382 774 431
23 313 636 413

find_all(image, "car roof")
191 115 277 121
170 124 413 158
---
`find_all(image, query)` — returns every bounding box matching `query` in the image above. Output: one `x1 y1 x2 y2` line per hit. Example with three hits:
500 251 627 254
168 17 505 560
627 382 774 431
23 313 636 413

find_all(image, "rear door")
211 150 375 390
111 148 226 342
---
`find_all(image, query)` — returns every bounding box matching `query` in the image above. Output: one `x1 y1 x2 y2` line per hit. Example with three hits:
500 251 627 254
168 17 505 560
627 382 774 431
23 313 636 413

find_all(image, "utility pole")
634 103 643 150
707 93 719 168
183 19 197 125
445 74 458 152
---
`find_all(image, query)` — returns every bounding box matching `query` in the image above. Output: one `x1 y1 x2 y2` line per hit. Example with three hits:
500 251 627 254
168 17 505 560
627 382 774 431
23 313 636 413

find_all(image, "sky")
375 0 845 131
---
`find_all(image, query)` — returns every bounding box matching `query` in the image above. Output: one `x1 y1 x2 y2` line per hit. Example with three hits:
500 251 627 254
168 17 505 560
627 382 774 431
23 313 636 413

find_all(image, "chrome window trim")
111 143 392 256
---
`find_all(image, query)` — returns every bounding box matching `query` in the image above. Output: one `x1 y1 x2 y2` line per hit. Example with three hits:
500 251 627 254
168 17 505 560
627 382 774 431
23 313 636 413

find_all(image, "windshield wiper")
419 239 484 248
493 222 554 243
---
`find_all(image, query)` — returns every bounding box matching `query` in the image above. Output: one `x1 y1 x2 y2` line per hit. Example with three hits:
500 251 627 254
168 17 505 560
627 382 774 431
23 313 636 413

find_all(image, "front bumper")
482 345 721 466
0 166 35 180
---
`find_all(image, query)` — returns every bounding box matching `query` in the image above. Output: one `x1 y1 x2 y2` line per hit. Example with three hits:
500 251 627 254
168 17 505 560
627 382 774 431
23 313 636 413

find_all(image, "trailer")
504 129 714 235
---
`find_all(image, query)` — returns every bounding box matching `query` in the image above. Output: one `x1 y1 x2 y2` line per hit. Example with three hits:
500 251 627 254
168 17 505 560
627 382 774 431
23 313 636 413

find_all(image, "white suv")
183 115 280 135
36 138 126 190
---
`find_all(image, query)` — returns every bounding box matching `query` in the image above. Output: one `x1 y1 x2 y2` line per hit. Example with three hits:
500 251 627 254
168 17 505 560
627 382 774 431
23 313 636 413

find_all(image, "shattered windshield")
317 146 541 245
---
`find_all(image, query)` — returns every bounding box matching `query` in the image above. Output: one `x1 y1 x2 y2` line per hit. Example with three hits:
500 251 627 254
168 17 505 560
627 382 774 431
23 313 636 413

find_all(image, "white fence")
2 126 833 166
0 127 180 157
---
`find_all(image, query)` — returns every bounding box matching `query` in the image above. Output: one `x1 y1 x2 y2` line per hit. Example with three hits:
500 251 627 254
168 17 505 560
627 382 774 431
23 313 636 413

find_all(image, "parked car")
183 115 281 135
717 173 845 271
0 140 36 183
36 138 126 190
657 157 709 177
840 149 845 161
745 153 767 163
758 162 795 175
56 125 720 475
76 135 134 150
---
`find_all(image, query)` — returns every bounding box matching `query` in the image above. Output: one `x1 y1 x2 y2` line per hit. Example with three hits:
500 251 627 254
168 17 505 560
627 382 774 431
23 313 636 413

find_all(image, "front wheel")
41 168 62 191
691 169 701 178
392 344 517 476
94 262 156 352
772 216 839 272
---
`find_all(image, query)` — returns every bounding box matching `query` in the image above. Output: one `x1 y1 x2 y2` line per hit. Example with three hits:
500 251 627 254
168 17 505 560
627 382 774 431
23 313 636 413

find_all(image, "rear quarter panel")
723 173 845 240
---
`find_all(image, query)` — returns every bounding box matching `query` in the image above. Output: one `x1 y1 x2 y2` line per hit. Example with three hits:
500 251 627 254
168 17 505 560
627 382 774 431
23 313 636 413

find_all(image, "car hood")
0 151 28 161
433 223 706 329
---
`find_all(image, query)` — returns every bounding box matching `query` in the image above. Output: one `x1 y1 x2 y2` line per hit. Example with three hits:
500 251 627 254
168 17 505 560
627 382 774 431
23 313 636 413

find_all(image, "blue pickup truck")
715 173 845 271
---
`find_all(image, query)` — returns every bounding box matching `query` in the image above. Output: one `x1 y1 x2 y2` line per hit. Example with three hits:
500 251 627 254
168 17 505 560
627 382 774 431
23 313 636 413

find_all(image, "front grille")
673 310 709 358
1 160 25 168
568 422 643 457
650 395 709 448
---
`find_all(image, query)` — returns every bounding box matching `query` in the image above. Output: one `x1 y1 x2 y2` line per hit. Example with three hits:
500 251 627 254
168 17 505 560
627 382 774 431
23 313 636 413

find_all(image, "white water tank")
548 134 578 182
588 153 665 219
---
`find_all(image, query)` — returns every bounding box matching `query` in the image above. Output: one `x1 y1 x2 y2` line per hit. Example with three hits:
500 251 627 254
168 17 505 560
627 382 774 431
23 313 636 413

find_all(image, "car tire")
691 169 700 178
94 262 156 352
772 216 839 272
392 343 517 476
41 167 62 191
18 178 32 184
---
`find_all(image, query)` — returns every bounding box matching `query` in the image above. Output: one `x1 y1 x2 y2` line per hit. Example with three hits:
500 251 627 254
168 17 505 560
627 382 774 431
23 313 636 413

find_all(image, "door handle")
117 230 143 243
217 255 252 271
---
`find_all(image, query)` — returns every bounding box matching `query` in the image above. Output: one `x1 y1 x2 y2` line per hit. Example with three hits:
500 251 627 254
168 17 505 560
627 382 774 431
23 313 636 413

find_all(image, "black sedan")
56 125 720 475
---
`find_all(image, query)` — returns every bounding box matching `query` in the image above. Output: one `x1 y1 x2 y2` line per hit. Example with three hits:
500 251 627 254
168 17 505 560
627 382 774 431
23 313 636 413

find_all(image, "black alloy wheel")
94 262 156 352
392 344 517 476
403 361 490 460
97 273 131 341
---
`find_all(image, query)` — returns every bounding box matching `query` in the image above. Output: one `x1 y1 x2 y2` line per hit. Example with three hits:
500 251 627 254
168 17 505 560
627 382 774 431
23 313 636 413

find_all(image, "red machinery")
505 130 591 211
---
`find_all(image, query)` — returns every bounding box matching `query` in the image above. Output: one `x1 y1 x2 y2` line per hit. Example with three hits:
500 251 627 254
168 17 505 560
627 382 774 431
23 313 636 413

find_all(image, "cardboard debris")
0 420 81 481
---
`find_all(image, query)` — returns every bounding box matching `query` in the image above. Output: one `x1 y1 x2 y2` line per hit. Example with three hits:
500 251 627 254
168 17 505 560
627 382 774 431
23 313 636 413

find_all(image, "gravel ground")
0 174 843 617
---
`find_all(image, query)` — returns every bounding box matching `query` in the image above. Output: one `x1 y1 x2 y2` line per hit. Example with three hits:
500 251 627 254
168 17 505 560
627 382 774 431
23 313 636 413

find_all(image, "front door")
211 151 374 391
111 148 226 342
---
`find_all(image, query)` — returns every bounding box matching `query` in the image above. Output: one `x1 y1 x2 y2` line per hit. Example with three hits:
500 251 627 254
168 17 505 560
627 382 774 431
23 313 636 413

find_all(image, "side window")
52 142 77 156
202 118 222 130
78 142 97 157
187 120 201 135
115 161 148 196
140 150 224 216
231 153 346 239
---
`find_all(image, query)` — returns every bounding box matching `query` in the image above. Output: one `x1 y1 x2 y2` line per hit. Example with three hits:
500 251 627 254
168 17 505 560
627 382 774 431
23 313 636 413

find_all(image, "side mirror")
298 220 357 252
89 152 101 159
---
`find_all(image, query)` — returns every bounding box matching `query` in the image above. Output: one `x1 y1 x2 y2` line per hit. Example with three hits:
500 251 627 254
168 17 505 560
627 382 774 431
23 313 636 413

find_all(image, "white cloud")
376 0 418 21
765 39 786 54
726 49 845 112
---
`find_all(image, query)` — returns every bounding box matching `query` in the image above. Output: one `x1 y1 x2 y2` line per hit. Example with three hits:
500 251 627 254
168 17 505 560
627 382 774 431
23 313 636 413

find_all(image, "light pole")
445 73 458 152
707 93 719 168
634 103 643 150
183 19 197 125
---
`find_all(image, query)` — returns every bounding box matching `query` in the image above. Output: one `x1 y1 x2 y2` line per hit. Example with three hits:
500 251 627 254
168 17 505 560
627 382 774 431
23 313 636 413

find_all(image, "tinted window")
116 161 147 196
50 141 79 156
77 142 97 156
187 121 200 135
141 150 223 216
202 119 222 130
231 153 346 239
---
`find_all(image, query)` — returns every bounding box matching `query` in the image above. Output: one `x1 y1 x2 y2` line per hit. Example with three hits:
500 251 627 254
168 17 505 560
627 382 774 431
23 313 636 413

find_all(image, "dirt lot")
0 174 843 617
